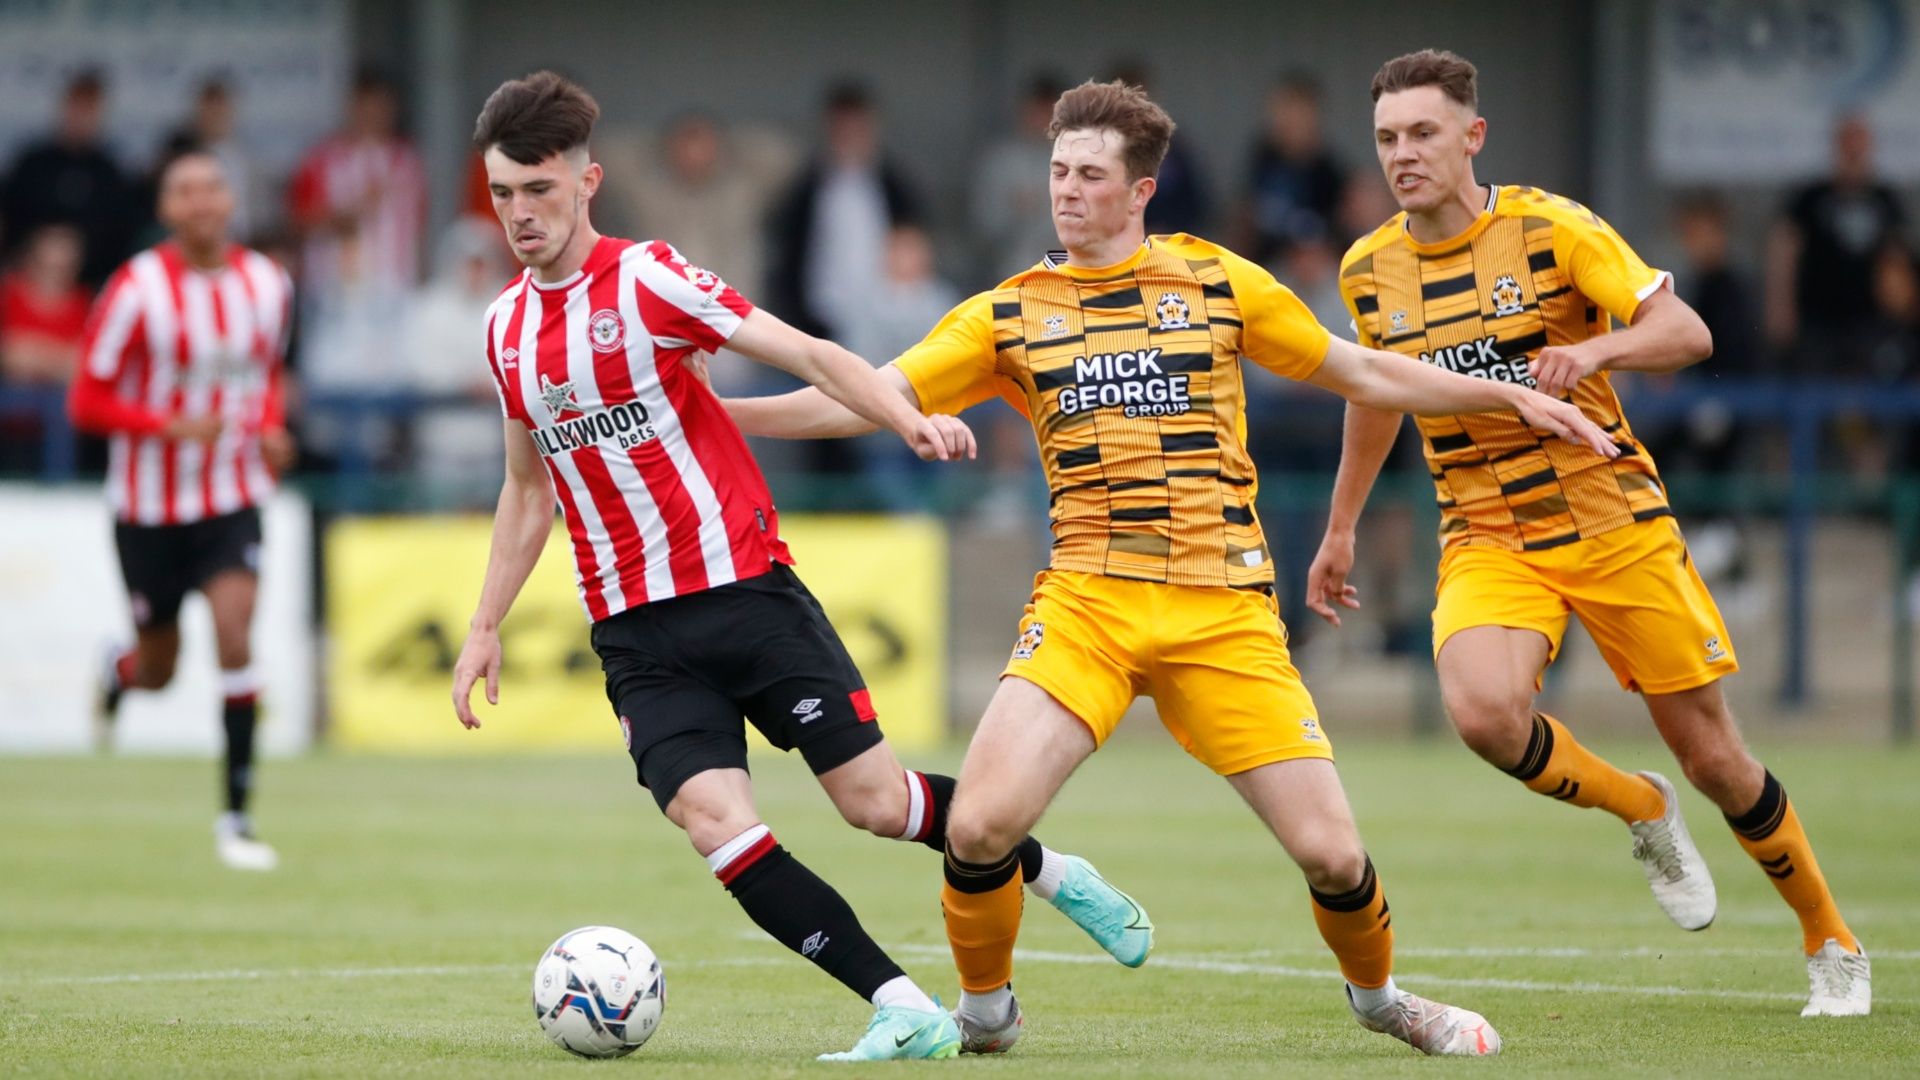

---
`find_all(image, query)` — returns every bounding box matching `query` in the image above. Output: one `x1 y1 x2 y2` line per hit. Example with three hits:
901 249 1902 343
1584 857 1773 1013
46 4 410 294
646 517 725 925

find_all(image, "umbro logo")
793 698 825 724
800 930 829 958
501 346 519 368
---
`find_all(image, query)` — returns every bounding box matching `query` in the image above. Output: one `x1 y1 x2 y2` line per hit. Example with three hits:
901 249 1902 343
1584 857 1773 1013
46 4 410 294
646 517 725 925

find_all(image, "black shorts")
114 508 262 629
590 563 885 810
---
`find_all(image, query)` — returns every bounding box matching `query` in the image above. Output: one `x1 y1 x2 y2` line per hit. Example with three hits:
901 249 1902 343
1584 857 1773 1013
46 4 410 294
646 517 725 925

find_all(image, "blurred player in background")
1307 49 1868 1016
727 79 1622 1057
69 148 295 872
451 72 1152 1063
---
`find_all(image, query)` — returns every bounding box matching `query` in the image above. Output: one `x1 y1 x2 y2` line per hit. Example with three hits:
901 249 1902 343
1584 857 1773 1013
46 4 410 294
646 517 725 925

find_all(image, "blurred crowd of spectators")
2 66 1917 528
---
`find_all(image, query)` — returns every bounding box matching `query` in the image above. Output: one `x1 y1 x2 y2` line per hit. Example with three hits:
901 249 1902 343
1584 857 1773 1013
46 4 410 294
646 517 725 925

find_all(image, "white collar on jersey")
1041 236 1154 272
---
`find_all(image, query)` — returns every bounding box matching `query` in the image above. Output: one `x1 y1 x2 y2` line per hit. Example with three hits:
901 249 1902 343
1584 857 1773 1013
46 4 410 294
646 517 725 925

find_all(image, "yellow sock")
942 848 1024 993
1309 857 1394 989
1726 771 1859 955
1505 713 1666 824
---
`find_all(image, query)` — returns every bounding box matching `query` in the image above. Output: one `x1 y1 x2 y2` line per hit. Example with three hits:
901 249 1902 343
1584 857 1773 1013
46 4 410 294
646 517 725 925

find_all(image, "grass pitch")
1 734 1914 1077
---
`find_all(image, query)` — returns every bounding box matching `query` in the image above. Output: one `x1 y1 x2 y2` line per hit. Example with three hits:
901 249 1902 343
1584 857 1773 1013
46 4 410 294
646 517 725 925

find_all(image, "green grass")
1 735 1914 1077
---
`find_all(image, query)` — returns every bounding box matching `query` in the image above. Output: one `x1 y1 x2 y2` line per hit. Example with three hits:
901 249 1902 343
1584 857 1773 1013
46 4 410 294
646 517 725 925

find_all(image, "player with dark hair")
451 71 1152 1062
72 147 295 871
726 78 1622 1056
1307 48 1868 1016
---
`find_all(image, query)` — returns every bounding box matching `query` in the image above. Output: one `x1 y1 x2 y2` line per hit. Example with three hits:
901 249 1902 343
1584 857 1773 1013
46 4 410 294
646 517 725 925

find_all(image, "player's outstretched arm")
724 308 975 462
1307 337 1619 460
720 370 975 459
453 421 554 730
1529 286 1713 396
1305 404 1402 628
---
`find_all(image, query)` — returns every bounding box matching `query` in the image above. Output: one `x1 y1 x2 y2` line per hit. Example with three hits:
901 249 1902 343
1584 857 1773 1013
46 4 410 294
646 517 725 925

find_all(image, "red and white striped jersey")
288 135 427 289
485 237 793 621
72 243 293 525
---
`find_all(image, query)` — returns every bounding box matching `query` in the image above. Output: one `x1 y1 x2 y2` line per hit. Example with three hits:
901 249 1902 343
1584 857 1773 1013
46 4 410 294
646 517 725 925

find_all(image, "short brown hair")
1370 49 1478 111
473 71 600 165
1048 79 1175 182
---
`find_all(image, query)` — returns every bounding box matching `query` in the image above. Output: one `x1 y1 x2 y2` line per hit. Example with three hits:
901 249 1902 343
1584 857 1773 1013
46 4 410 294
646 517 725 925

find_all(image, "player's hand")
1527 345 1603 398
901 413 975 462
1305 531 1361 627
451 628 502 730
163 414 223 445
682 351 715 391
1511 389 1620 459
262 428 297 474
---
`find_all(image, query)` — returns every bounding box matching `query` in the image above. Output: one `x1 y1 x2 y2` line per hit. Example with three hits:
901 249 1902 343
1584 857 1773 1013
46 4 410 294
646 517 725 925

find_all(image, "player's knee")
135 655 177 690
835 783 906 838
1675 738 1758 804
944 804 1018 865
1293 835 1368 895
1444 687 1532 764
666 791 760 855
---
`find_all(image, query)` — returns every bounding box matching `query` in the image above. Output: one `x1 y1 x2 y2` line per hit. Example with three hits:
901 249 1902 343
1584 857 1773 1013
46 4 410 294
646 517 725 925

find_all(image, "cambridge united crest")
1154 291 1191 330
1490 274 1525 317
589 308 627 353
1011 621 1045 661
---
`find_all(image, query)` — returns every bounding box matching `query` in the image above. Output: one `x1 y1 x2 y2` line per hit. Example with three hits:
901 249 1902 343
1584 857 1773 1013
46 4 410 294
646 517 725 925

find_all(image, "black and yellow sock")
1309 857 1394 989
942 845 1024 993
1726 771 1859 955
1504 713 1665 824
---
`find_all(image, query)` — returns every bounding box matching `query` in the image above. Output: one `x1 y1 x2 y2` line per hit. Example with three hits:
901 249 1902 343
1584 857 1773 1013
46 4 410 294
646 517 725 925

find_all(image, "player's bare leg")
95 624 181 750
1438 626 1713 928
204 569 275 870
817 739 1137 972
663 765 957 1058
1645 682 1868 1015
941 677 1112 1052
1228 758 1498 1056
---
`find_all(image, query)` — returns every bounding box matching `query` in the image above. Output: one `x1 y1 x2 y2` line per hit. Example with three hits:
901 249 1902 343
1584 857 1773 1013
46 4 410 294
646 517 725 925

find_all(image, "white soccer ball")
531 925 665 1057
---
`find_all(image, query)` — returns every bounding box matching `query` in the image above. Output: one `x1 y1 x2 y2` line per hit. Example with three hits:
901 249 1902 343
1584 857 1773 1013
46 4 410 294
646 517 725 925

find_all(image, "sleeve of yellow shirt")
890 292 1011 415
1554 211 1673 327
1337 278 1375 350
1217 248 1333 380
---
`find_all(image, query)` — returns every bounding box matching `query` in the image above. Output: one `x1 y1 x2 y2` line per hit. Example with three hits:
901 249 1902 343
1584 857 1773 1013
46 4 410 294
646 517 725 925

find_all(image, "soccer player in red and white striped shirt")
69 147 294 872
449 73 1148 1062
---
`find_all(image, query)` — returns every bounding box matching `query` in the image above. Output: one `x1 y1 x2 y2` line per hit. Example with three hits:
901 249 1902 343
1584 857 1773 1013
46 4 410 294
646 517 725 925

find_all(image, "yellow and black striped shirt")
894 234 1330 587
1339 184 1673 551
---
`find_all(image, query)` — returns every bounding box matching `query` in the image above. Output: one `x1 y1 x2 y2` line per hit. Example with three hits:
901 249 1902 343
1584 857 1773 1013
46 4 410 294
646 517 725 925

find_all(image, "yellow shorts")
1432 516 1738 695
1000 569 1331 775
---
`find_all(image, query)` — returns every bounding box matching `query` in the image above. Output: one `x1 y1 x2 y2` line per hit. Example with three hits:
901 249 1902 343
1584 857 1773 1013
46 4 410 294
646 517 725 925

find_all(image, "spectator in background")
1767 114 1910 377
0 70 131 287
0 224 91 386
597 111 792 396
402 217 513 502
971 73 1067 279
288 70 426 297
1238 74 1346 267
766 82 922 343
163 79 265 243
1107 60 1208 235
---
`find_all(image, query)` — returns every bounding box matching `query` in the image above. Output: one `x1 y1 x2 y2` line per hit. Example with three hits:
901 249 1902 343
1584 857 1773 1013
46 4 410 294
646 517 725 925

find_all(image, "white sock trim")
1347 975 1400 1014
896 771 928 841
1028 847 1066 901
219 666 259 698
871 974 937 1013
957 986 1013 1024
703 824 771 876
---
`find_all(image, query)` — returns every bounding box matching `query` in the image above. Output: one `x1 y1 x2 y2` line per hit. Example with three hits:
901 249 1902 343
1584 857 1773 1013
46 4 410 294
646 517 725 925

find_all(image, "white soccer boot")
1348 986 1501 1056
1628 771 1716 930
953 989 1023 1054
1802 939 1871 1017
215 812 279 871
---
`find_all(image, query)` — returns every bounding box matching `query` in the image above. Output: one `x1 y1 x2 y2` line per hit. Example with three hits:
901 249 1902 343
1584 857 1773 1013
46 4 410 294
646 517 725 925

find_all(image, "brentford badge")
588 308 626 353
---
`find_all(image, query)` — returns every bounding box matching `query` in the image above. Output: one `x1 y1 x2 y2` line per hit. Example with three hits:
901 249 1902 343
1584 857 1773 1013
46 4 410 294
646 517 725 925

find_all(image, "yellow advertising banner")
327 515 946 753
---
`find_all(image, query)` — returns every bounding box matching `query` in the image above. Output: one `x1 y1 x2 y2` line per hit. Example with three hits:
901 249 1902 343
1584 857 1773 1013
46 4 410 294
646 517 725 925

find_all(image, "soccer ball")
531 925 665 1057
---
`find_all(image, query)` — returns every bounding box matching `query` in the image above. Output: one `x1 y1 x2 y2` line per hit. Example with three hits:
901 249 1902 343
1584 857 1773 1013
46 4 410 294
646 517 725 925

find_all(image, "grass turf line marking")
892 945 1907 1005
1224 946 1920 962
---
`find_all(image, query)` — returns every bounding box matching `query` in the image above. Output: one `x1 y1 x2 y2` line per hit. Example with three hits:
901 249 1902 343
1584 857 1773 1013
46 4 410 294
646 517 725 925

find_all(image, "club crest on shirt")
588 308 627 353
1491 274 1525 317
1011 621 1045 661
1042 314 1069 339
1154 291 1191 330
539 373 583 416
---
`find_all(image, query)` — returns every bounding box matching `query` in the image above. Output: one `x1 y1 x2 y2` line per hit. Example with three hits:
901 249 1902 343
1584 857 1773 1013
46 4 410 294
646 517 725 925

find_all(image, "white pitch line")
891 945 1907 1006
38 957 785 987
1223 945 1920 962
